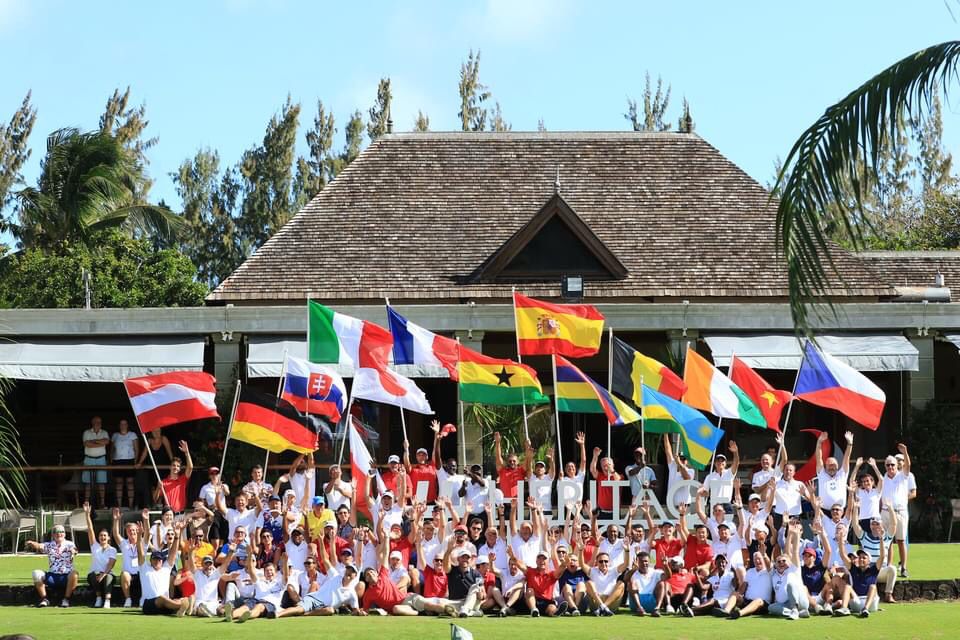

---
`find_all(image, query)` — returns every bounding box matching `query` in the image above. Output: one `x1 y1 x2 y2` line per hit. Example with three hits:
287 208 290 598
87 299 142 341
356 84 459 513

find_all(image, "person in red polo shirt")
506 535 567 617
495 432 530 519
380 454 407 499
590 447 623 520
153 441 193 513
658 556 697 616
404 422 442 503
647 503 688 570
680 520 715 576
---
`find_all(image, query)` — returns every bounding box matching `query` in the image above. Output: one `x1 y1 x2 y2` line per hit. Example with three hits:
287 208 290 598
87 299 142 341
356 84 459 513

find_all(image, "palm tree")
774 41 960 333
9 128 182 252
0 376 27 508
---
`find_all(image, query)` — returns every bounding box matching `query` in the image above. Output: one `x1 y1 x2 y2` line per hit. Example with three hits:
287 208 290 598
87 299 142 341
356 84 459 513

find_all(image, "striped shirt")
857 530 893 563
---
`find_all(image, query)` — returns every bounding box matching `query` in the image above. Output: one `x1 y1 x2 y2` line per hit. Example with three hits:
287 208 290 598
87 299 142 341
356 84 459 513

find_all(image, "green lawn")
0 601 957 640
1 543 958 586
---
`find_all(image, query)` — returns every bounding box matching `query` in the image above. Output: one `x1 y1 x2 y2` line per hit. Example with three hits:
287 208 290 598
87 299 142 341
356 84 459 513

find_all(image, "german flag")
231 387 318 454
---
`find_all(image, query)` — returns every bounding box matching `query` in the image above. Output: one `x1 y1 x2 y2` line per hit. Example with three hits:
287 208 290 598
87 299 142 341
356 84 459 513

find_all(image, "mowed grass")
0 601 958 640
1 543 959 586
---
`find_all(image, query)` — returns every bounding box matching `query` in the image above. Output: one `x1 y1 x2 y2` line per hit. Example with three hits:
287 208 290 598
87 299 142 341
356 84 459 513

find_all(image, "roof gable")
465 192 627 283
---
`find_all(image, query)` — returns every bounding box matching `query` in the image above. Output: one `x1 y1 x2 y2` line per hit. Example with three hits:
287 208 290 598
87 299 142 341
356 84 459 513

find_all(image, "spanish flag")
641 384 723 470
231 387 318 454
458 345 550 406
513 292 604 358
555 356 640 426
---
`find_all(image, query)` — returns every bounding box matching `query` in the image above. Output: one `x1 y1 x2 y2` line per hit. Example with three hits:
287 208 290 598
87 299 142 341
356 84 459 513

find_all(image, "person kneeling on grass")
111 508 143 608
82 503 117 608
136 520 190 616
26 524 78 608
223 556 284 622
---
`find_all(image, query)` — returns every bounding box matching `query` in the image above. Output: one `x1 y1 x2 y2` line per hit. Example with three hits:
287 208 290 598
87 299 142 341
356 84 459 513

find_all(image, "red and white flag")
124 371 219 432
349 417 384 516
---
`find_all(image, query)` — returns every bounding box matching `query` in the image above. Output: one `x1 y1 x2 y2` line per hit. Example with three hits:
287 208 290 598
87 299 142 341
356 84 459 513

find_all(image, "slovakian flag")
351 366 433 415
795 341 886 430
281 355 347 423
124 371 219 432
728 356 793 432
513 292 604 358
386 305 459 380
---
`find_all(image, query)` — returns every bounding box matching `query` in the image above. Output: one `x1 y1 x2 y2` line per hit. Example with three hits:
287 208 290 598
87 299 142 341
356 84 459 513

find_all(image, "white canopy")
944 335 960 352
0 336 206 382
703 334 919 371
246 336 450 379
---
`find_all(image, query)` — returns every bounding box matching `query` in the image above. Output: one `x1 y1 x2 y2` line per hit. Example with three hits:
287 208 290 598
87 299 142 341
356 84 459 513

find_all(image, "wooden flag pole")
512 287 531 441
552 353 564 469
219 380 242 474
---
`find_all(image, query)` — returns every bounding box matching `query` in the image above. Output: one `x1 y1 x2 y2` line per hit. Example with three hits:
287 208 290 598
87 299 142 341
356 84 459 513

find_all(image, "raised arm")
508 497 518 538
642 502 656 545
897 443 911 476
663 433 675 465
494 432 505 471
849 487 863 537
546 445 556 478
402 438 412 474
317 527 332 572
815 432 827 473
168 522 184 568
813 518 831 568
694 487 709 525
429 420 442 468
111 507 124 546
868 458 883 494
505 543 526 573
589 447 601 479
83 502 96 548
179 440 193 479
214 487 228 517
841 431 854 475
776 433 788 472
575 432 587 475
524 439 534 475
728 440 740 476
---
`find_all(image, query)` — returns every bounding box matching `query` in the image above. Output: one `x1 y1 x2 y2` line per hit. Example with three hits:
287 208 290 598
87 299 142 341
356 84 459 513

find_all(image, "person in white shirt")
594 523 626 572
199 467 231 550
110 508 143 608
110 419 139 509
216 489 262 541
276 549 362 617
773 464 811 531
751 435 787 502
323 463 353 511
82 503 117 608
224 556 285 622
528 447 555 515
136 521 190 616
882 444 912 577
767 522 810 619
189 549 234 617
508 499 543 568
557 432 588 513
243 464 275 511
694 553 744 616
851 456 884 531
82 416 110 508
663 434 696 506
815 431 853 511
625 447 657 502
279 453 316 507
626 551 663 616
478 517 509 575
702 441 740 508
729 551 772 619
585 550 626 616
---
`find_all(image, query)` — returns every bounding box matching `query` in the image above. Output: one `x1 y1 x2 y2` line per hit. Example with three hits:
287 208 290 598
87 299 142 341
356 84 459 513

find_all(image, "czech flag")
555 355 640 426
386 305 459 380
281 355 347 423
795 341 886 430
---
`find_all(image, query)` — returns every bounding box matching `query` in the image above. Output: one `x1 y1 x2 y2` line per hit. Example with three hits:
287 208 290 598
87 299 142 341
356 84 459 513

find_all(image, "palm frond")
774 41 960 333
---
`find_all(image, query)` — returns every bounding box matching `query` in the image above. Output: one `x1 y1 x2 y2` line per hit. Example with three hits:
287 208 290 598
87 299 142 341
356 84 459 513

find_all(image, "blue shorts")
300 592 327 613
242 598 277 618
44 572 70 589
630 594 656 612
82 456 107 484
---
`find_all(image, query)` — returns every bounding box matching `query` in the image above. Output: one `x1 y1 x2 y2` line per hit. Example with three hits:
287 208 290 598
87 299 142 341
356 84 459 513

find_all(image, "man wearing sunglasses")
881 444 912 578
26 525 79 608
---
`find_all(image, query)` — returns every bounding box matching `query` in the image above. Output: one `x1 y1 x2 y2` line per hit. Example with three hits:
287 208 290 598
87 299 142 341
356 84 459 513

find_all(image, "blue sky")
1 0 958 209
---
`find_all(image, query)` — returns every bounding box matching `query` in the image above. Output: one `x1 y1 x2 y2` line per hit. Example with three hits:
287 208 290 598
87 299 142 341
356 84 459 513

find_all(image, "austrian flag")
124 371 220 432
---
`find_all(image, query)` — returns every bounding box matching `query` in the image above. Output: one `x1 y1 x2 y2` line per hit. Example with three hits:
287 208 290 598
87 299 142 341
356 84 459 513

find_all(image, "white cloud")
0 0 28 32
469 0 576 43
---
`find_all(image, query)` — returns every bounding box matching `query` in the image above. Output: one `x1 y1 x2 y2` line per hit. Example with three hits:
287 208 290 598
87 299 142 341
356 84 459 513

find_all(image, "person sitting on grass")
441 536 485 617
850 493 898 604
585 547 627 617
111 507 143 608
818 565 856 617
728 551 772 620
26 524 78 608
766 521 810 620
626 550 664 617
136 520 190 616
507 532 567 618
188 548 234 617
694 553 744 617
475 554 509 615
82 502 117 608
657 556 696 617
558 542 590 616
799 512 833 615
844 520 894 618
275 530 364 618
223 556 284 623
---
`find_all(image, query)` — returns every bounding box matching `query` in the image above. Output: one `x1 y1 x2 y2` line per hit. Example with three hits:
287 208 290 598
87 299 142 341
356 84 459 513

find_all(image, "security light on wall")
562 275 584 301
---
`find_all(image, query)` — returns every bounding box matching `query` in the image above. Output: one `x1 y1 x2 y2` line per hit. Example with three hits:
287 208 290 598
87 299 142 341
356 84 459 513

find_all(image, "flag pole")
639 374 645 455
219 379 242 474
551 353 564 470
709 417 723 470
123 383 170 507
775 342 806 468
266 349 290 473
456 337 466 469
512 287 530 441
606 328 614 457
337 396 354 466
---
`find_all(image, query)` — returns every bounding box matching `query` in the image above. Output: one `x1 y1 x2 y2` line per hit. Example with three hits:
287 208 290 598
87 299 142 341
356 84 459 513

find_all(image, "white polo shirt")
589 566 619 596
744 567 772 602
882 472 910 509
630 568 662 595
816 469 848 509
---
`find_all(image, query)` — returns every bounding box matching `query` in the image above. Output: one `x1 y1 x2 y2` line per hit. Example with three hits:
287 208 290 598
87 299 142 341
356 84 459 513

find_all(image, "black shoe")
649 609 661 618
682 604 694 618
556 602 569 616
530 609 540 618
729 608 741 620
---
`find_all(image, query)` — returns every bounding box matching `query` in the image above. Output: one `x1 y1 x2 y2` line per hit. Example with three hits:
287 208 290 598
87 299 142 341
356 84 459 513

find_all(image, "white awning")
247 336 450 379
0 336 206 382
703 334 919 371
944 335 960 351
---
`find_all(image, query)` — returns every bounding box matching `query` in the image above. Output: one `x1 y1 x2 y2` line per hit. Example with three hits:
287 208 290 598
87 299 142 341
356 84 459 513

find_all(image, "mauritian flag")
281 355 347 423
386 305 459 380
728 356 793 432
640 384 723 470
513 292 604 358
555 355 640 426
611 336 686 402
457 344 550 406
308 300 392 369
682 347 766 428
795 341 885 430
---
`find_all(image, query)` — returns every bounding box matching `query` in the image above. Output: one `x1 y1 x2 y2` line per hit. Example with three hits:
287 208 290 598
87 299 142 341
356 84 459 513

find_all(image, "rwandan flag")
555 355 640 426
641 384 723 470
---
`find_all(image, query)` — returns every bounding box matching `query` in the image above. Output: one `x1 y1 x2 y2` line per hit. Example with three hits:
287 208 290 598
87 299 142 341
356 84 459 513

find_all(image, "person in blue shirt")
558 543 589 615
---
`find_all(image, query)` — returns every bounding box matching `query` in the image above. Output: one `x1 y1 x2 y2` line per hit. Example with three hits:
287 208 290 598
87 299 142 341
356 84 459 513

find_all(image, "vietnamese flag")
728 356 793 432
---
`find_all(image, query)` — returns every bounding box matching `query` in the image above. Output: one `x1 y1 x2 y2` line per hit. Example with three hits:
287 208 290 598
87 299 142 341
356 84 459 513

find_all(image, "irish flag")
682 347 766 427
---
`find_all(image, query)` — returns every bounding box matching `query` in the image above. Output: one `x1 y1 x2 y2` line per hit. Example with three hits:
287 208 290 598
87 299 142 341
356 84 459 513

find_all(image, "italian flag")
308 300 392 369
682 347 766 428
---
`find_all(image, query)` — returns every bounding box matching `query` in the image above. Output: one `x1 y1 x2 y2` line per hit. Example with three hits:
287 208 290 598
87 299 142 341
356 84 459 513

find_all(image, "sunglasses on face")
597 560 609 564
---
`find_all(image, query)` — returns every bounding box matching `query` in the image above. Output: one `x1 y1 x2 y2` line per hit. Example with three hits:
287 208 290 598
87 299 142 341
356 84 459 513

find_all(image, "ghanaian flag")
231 387 318 454
458 345 550 406
513 292 604 358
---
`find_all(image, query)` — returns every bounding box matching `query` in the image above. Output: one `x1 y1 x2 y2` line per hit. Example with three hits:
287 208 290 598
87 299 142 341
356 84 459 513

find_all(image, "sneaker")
711 607 727 618
594 607 603 617
602 607 615 617
458 607 468 618
176 599 189 618
443 604 459 618
665 604 675 615
123 598 132 608
834 607 851 617
786 607 799 620
691 597 701 607
798 609 810 619
729 608 741 620
556 602 569 616
530 609 540 618
498 608 509 617
94 597 103 608
60 599 70 608
901 567 909 579
223 601 234 622
682 604 694 618
37 598 50 608
237 610 251 623
103 599 111 609
649 609 661 618
503 607 515 616
370 608 388 616
195 603 212 617
818 604 832 616
571 609 581 616
860 609 870 619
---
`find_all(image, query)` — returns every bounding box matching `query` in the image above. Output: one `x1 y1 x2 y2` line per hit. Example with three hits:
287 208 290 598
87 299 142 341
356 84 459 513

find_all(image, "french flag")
795 341 886 430
282 355 347 423
386 305 459 380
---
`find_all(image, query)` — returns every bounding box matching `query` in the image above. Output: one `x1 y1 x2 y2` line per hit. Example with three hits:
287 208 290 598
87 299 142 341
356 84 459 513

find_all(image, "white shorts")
893 507 908 540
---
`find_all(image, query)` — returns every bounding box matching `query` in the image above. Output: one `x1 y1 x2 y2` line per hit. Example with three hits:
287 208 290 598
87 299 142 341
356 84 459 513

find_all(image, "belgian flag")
231 387 320 454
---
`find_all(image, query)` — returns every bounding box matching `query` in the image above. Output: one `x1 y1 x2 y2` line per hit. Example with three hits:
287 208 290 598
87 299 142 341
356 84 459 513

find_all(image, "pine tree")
459 50 492 132
367 78 392 141
625 72 673 131
914 90 954 196
414 110 430 132
0 91 37 215
489 102 511 132
537 118 546 132
677 98 695 133
99 87 157 197
302 99 336 195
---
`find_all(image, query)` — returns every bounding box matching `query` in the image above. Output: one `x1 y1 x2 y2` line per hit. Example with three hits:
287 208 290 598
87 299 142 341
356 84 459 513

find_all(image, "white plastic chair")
948 499 960 542
66 508 89 548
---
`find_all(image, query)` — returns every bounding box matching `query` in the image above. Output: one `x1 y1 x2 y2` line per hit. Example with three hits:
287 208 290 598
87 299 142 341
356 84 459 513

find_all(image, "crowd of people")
28 419 917 624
